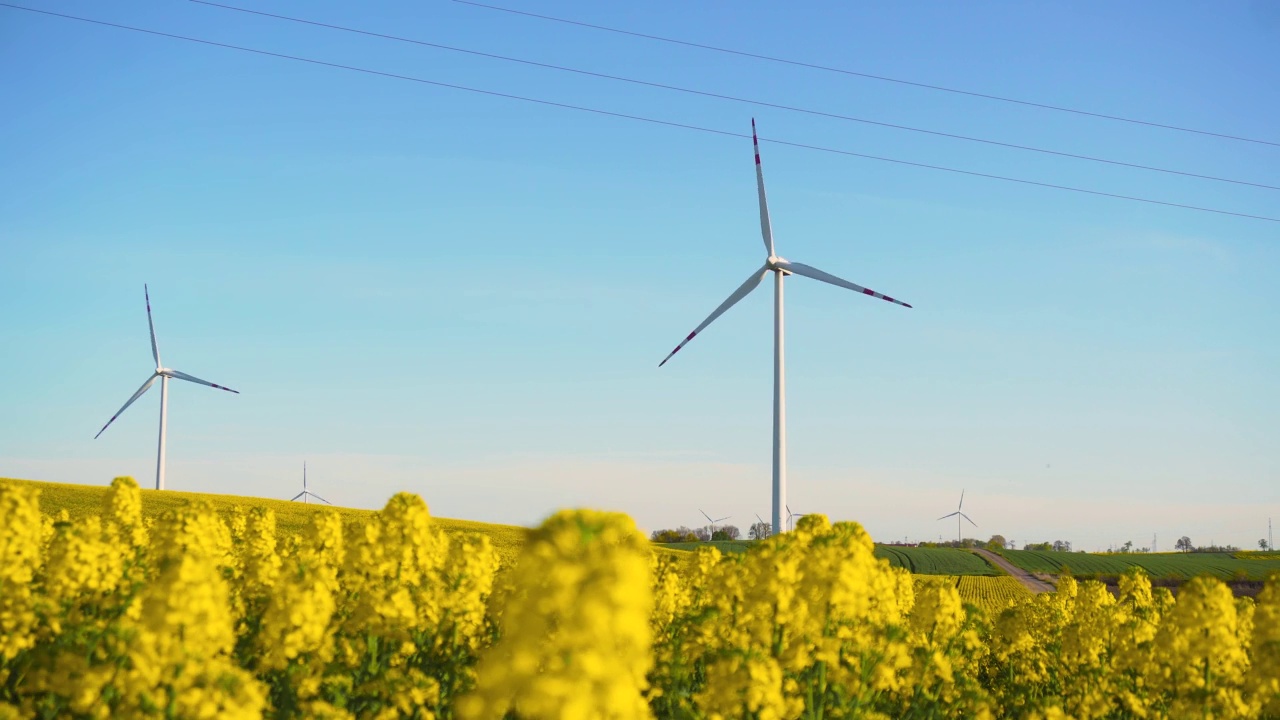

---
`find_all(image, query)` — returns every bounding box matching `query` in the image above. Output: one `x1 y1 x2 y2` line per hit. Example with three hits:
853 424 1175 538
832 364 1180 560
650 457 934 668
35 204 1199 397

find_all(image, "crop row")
999 547 1280 580
876 545 1000 576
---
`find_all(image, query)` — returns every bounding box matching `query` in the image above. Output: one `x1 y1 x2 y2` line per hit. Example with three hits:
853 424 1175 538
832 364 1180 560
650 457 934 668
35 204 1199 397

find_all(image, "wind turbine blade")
959 489 965 510
716 515 731 523
168 370 239 394
938 512 960 521
774 260 912 309
961 513 978 528
145 284 161 367
291 491 305 501
94 374 158 439
700 509 714 524
310 493 333 505
752 118 775 257
659 265 770 366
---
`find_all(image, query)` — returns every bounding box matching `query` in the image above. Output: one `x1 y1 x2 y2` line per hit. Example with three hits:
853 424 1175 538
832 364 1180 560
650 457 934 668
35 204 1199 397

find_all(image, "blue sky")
2 0 1277 550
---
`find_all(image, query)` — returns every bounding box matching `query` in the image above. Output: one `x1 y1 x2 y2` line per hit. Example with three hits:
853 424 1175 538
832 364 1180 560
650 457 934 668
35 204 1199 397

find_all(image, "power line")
191 0 1280 193
3 3 1278 224
451 0 1280 149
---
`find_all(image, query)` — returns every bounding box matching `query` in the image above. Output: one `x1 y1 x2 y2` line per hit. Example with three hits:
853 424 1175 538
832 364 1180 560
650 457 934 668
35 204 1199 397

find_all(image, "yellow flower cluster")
459 509 653 720
0 480 498 719
2 477 1279 719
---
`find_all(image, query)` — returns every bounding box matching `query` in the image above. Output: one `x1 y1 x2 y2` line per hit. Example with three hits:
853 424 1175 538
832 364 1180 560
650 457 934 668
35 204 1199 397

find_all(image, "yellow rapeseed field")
2 476 1278 718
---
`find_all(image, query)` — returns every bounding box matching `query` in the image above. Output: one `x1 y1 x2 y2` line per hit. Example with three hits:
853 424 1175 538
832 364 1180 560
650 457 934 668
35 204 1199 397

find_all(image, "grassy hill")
997 547 1280 581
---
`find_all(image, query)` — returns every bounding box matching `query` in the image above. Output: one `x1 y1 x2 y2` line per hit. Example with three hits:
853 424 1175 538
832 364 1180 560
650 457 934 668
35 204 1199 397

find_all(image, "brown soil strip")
973 548 1056 594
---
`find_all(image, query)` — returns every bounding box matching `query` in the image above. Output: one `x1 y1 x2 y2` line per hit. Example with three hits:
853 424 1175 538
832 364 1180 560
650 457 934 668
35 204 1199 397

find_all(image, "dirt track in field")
973 548 1056 594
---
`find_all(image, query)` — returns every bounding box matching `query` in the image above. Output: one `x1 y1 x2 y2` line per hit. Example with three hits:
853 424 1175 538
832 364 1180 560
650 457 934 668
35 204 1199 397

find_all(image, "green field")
661 540 753 554
876 545 999 575
659 539 998 576
998 548 1280 581
914 576 1032 616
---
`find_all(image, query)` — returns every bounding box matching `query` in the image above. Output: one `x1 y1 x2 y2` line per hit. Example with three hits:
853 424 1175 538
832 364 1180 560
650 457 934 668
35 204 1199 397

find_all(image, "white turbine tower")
938 490 977 545
660 119 912 535
94 285 239 490
291 462 331 505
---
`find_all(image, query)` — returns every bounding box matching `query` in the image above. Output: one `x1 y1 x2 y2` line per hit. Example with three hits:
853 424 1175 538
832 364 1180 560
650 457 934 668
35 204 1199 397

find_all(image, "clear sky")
2 0 1277 551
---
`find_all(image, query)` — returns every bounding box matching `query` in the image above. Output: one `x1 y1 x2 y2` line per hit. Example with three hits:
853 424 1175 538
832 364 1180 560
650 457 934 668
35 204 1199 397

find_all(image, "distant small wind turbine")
938 490 977 544
786 504 807 532
291 462 331 505
659 119 912 537
700 509 730 536
94 285 238 490
752 512 772 539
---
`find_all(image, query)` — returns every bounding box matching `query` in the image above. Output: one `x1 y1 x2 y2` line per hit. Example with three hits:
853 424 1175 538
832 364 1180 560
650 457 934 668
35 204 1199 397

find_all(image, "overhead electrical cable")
189 1 1280 193
450 0 1280 149
3 3 1277 224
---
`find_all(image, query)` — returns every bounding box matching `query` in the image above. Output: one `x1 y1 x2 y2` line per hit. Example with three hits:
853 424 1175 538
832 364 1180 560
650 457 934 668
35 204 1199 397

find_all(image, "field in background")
31 477 1273 608
3 477 535 566
663 540 1000 576
999 547 1280 581
9 477 1023 607
912 575 1032 617
877 545 999 575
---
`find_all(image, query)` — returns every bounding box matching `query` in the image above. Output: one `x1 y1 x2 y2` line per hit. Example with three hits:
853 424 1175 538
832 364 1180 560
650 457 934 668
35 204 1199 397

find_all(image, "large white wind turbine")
291 462 331 505
938 490 977 544
659 119 912 535
94 285 239 490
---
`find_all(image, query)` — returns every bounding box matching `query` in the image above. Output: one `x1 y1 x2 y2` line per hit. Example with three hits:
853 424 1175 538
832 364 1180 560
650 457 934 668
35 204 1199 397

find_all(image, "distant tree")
1052 540 1072 552
1175 536 1193 553
1121 540 1134 554
1024 541 1052 551
1262 539 1271 551
650 527 698 543
710 530 729 541
749 521 771 540
987 534 1007 550
694 526 711 542
720 524 740 541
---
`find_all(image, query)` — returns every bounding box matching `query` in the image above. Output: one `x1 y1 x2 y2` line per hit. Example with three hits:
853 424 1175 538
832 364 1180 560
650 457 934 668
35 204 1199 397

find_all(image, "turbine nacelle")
765 255 792 274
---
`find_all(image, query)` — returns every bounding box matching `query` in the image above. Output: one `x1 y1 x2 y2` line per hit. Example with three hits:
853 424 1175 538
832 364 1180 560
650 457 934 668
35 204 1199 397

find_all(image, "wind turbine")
700 509 730 537
747 509 768 538
786 504 807 532
659 119 912 536
291 462 331 505
94 285 239 490
937 490 977 545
